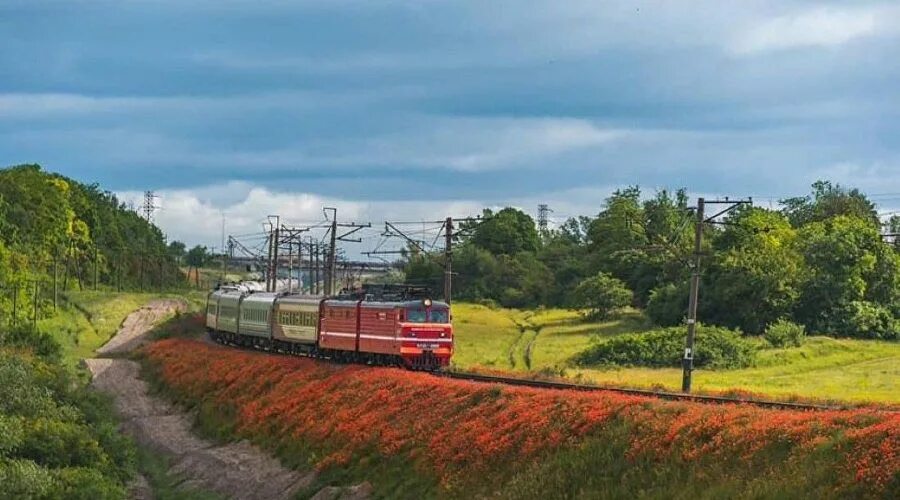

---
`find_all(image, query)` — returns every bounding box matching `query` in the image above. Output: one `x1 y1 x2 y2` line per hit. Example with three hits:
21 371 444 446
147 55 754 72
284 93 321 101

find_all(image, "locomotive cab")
398 298 453 369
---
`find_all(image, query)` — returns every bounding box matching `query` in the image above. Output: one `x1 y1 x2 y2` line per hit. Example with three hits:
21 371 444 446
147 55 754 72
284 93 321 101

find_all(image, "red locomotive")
206 284 453 370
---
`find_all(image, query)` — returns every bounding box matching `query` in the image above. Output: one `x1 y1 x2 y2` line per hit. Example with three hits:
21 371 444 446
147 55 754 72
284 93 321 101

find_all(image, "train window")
430 309 449 323
406 308 426 323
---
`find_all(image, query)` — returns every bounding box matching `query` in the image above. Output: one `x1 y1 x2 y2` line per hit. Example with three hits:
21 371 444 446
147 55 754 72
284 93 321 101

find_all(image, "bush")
645 283 688 326
764 319 806 347
572 272 632 320
0 458 56 499
575 324 756 369
834 301 899 340
0 325 62 361
51 467 126 500
0 351 134 498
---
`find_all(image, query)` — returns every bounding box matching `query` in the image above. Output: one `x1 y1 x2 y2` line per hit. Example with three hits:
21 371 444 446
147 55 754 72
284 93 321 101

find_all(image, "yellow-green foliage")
452 302 900 403
37 291 193 366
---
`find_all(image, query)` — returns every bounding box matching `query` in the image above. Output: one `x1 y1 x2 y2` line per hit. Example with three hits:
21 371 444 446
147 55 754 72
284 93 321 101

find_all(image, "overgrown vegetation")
765 319 806 348
143 338 900 498
0 164 190 327
405 181 900 340
451 304 899 403
0 326 135 499
575 324 756 369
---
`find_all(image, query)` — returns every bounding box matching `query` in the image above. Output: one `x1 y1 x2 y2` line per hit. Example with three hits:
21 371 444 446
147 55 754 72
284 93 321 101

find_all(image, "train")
205 284 454 370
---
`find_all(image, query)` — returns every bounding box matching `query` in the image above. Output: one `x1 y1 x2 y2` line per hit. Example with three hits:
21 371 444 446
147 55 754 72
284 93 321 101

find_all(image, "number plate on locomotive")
417 343 440 350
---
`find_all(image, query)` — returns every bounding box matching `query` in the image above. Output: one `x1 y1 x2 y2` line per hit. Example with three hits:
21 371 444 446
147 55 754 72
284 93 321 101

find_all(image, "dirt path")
85 299 324 500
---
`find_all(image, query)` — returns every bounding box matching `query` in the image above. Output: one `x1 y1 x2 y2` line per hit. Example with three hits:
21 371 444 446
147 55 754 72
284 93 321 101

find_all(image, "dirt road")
85 299 324 500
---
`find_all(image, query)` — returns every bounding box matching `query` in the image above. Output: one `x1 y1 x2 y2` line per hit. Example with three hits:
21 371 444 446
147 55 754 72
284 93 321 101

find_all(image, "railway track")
442 370 879 412
203 331 893 413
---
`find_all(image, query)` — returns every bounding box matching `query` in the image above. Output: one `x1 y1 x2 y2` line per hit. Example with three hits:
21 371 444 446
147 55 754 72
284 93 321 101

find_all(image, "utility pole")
272 219 280 292
325 208 337 296
53 250 58 312
682 198 704 393
681 197 752 393
221 212 226 282
93 246 99 291
265 224 275 292
444 217 453 303
314 242 320 294
32 281 39 329
11 285 17 327
139 253 145 292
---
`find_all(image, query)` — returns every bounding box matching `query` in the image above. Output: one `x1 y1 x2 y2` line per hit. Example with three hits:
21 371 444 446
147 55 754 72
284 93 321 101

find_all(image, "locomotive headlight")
423 298 432 307
440 332 446 338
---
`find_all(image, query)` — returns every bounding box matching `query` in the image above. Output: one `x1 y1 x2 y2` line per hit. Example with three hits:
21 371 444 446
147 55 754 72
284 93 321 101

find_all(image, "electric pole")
325 208 337 295
314 241 320 294
682 197 752 393
93 246 99 291
444 217 453 303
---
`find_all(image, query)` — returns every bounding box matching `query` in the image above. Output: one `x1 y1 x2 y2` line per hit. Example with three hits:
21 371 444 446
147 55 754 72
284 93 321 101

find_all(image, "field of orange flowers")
142 338 898 498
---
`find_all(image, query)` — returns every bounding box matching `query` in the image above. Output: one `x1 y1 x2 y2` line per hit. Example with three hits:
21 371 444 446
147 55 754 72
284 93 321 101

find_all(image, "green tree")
795 215 899 336
572 272 632 320
471 208 540 255
781 180 878 227
167 241 187 263
184 245 209 268
702 207 804 334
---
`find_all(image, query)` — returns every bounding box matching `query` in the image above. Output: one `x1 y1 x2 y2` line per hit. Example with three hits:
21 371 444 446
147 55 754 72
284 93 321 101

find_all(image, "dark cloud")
1 0 899 215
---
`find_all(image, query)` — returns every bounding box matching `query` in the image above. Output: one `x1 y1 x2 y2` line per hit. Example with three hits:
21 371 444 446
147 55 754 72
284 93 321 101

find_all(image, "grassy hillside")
143 338 900 499
451 303 900 404
36 291 204 367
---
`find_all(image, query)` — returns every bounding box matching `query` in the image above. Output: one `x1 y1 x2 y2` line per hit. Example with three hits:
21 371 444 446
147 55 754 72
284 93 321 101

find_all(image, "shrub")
834 301 899 340
575 324 756 369
764 319 806 347
0 325 62 361
645 282 688 327
572 272 632 320
0 458 56 499
51 467 126 500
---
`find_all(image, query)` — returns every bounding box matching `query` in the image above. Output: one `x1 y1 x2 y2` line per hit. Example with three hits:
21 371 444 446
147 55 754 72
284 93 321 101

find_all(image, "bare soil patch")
86 299 321 499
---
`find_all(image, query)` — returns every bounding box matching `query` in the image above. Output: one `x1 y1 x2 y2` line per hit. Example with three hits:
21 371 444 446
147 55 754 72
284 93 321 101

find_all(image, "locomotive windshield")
405 307 449 323
407 308 427 323
430 308 449 323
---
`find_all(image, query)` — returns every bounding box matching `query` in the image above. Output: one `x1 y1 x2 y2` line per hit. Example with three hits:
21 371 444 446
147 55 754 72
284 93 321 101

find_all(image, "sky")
1 1 899 256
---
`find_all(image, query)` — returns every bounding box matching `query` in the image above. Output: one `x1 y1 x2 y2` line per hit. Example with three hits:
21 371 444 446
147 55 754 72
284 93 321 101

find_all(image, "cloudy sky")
1 1 899 255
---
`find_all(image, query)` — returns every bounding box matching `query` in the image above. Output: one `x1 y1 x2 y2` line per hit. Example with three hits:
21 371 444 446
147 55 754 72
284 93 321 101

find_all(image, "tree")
795 215 899 336
781 180 878 227
167 241 186 263
572 272 632 320
184 245 209 268
701 207 804 334
471 208 540 255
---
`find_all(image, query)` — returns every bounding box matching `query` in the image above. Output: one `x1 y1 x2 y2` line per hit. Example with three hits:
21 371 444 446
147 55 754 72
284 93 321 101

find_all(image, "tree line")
0 164 187 321
405 181 900 340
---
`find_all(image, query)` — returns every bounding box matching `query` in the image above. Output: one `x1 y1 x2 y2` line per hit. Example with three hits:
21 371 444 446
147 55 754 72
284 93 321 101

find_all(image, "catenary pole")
682 198 704 392
444 217 453 304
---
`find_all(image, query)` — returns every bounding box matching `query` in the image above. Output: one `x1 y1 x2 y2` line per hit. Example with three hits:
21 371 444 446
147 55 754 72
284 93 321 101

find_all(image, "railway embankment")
141 335 899 498
86 301 339 500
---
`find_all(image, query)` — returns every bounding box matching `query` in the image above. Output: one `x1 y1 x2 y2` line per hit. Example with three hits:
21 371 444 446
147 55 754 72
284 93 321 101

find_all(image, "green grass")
452 302 900 404
36 291 197 367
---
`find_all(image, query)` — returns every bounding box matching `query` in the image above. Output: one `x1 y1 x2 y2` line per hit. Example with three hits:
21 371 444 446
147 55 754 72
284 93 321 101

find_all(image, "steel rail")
440 371 883 412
